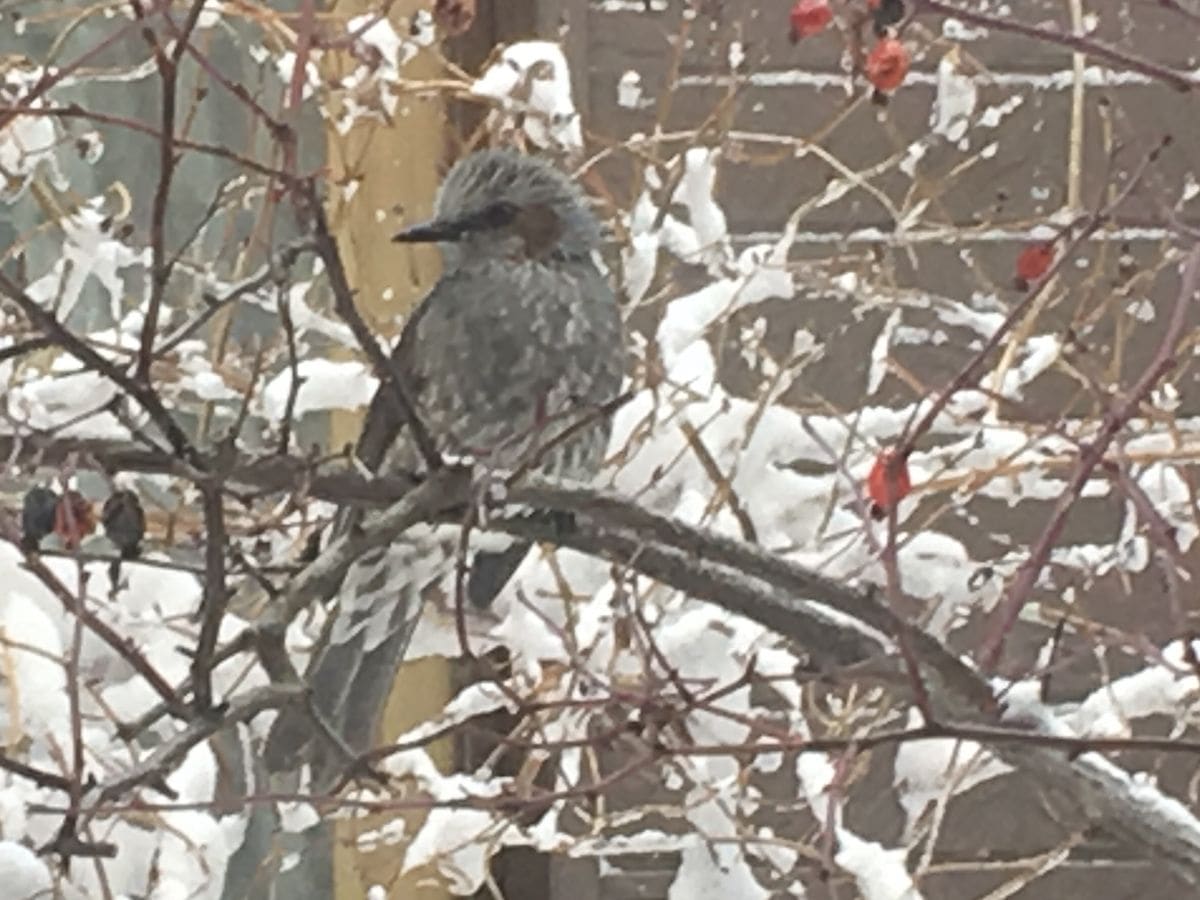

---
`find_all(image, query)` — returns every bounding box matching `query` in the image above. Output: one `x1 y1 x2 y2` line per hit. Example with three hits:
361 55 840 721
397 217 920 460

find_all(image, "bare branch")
300 180 444 472
979 241 1200 669
913 0 1200 92
0 273 203 468
190 484 228 712
88 684 305 811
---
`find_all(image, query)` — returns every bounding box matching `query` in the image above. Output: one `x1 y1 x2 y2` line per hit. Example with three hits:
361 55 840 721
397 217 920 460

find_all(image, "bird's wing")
350 270 535 610
353 291 432 473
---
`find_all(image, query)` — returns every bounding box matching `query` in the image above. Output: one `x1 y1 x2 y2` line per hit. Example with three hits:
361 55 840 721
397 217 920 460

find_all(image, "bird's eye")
479 200 518 229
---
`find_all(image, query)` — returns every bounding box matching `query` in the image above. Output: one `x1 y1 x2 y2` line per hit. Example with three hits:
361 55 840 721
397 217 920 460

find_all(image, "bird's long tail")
263 529 447 782
263 523 524 786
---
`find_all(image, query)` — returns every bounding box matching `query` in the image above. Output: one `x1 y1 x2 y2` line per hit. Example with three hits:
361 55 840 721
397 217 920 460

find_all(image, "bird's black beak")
391 218 465 243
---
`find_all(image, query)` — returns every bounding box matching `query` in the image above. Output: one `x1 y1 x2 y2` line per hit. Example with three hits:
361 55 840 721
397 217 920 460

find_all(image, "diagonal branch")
300 180 443 472
0 273 203 468
913 0 1200 92
87 683 304 812
979 241 1200 669
2 429 1200 882
487 483 1200 888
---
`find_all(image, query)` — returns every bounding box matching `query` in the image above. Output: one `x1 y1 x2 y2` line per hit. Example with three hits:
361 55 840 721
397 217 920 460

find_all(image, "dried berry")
102 489 146 559
54 490 96 550
21 486 60 551
434 0 476 36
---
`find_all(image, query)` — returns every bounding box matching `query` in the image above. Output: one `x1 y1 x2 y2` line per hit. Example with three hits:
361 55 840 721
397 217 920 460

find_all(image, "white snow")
834 830 923 900
471 41 583 151
0 841 52 900
930 50 977 144
260 358 378 420
24 196 147 323
618 69 644 109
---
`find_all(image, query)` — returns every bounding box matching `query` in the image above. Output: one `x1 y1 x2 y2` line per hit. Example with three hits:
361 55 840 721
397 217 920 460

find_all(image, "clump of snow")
260 358 378 420
1067 639 1200 738
471 41 583 151
272 49 322 103
930 49 977 145
835 830 923 900
332 13 432 131
24 195 147 323
6 368 126 438
0 65 67 202
195 1 225 29
669 798 770 900
0 587 68 737
392 750 513 893
942 18 989 41
892 710 1010 838
0 841 52 899
618 69 644 108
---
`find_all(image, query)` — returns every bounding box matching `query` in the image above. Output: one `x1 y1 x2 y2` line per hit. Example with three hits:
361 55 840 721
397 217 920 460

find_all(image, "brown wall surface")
509 1 1200 898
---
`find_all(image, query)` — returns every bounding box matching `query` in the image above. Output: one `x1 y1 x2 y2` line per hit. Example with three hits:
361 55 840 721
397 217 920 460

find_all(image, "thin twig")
154 239 315 359
913 0 1200 92
136 0 213 383
901 137 1171 459
277 281 303 456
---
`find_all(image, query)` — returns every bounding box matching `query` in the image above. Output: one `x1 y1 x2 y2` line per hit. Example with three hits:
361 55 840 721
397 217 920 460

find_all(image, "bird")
264 148 625 785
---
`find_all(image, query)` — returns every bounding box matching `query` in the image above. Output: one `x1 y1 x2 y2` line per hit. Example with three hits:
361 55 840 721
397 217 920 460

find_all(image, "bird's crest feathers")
398 149 601 262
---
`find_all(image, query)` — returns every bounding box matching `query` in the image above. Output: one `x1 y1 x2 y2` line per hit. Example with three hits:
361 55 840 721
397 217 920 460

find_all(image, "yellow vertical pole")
321 3 454 897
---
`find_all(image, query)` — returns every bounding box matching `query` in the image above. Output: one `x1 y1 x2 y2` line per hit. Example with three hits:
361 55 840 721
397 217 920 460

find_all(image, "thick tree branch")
4 435 1199 881
491 483 1200 887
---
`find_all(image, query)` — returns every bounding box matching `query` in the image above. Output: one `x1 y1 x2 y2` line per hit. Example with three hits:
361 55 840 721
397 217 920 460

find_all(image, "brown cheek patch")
514 203 562 259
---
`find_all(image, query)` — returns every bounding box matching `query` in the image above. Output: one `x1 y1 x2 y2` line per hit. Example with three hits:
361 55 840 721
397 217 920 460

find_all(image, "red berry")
790 0 833 42
1015 242 1055 289
866 37 910 93
866 448 912 516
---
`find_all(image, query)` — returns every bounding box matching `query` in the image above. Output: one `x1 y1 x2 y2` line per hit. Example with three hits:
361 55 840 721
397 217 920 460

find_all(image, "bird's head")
392 149 601 265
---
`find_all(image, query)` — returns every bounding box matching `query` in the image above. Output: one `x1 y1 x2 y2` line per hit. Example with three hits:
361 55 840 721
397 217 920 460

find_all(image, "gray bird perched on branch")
264 149 624 785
